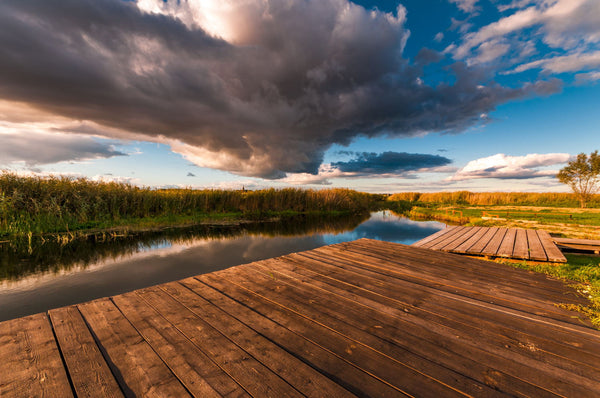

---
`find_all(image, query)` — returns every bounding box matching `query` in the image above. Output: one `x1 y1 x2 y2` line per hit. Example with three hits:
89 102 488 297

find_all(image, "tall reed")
388 191 600 208
0 172 381 236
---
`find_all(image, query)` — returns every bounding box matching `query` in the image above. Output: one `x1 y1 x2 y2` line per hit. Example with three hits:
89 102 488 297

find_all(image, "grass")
389 191 600 207
0 172 386 237
498 254 600 328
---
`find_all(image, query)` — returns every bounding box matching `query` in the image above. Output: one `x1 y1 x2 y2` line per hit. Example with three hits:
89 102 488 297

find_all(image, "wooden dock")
554 237 600 254
1 239 598 397
413 226 567 262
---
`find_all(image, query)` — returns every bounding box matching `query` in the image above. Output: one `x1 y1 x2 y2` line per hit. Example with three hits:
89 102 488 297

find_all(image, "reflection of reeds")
389 191 600 207
0 212 369 281
0 172 382 236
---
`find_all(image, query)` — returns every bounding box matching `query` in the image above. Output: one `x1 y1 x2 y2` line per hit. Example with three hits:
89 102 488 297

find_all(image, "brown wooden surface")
0 313 73 397
413 226 567 262
554 237 600 252
0 239 597 397
49 306 124 398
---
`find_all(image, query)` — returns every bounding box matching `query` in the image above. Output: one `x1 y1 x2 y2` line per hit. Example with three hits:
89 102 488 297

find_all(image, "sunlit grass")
389 191 600 208
0 172 384 237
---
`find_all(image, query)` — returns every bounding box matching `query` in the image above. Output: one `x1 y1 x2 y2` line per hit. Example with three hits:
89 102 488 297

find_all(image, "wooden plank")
512 229 530 260
247 259 600 396
554 237 600 246
225 264 506 397
537 230 567 263
467 227 500 254
176 278 400 398
48 306 124 398
428 226 473 251
418 226 467 249
111 292 245 398
78 298 191 398
554 237 600 252
311 244 597 328
151 283 355 398
411 226 454 247
272 253 600 381
481 228 509 256
452 226 486 253
135 285 305 398
497 228 517 258
0 313 74 398
440 226 482 252
229 262 564 396
348 239 580 301
197 271 469 397
526 229 548 262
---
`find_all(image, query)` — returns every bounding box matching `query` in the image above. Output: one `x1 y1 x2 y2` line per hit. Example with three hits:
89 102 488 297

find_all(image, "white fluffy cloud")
449 0 480 13
450 0 600 74
450 153 570 180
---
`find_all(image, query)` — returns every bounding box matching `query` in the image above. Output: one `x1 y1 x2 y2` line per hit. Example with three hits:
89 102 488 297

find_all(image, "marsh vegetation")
0 172 385 237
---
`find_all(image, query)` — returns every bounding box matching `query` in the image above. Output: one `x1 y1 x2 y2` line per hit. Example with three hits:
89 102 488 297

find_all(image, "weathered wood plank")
247 259 600 396
312 244 597 328
49 306 124 398
78 298 190 397
512 229 530 260
221 263 507 397
453 226 486 253
537 230 567 262
419 226 467 249
176 278 400 398
353 239 580 300
526 229 548 262
155 282 355 398
497 228 517 258
111 292 245 398
272 254 600 383
197 271 467 397
481 228 509 256
412 226 454 247
466 227 499 254
439 226 482 252
554 237 600 246
0 313 74 398
135 285 305 398
428 226 473 251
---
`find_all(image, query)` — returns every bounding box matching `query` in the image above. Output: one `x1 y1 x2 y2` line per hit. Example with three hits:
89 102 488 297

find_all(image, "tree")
557 150 600 208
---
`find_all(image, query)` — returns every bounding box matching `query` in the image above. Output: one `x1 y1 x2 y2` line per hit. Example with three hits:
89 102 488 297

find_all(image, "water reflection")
0 213 368 282
0 212 444 321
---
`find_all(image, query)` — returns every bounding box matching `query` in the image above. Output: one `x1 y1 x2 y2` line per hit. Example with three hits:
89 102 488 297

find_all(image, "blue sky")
0 0 599 192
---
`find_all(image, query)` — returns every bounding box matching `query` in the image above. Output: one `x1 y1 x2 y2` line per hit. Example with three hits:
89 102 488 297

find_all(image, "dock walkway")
412 226 567 262
1 239 598 397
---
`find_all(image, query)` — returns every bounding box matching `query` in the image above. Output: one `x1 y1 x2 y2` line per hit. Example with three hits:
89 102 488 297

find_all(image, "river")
0 211 444 321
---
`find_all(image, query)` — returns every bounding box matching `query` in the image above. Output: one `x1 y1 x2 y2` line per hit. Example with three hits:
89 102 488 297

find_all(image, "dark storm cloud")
332 151 452 176
0 0 561 178
0 132 125 165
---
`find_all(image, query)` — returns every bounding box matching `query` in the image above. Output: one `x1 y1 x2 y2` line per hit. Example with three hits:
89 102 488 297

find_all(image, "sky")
0 0 599 193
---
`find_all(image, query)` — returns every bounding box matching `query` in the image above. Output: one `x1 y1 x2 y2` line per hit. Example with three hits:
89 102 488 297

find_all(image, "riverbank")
0 173 384 238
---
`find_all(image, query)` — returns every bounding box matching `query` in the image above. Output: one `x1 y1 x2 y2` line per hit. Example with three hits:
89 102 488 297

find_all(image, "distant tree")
557 150 600 208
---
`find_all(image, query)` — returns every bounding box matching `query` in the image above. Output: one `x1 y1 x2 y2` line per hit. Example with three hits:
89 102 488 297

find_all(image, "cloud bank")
450 153 570 180
449 0 600 75
0 0 559 178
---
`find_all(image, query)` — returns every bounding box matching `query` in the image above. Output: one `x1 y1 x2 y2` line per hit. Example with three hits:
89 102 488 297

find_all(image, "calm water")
0 211 444 321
